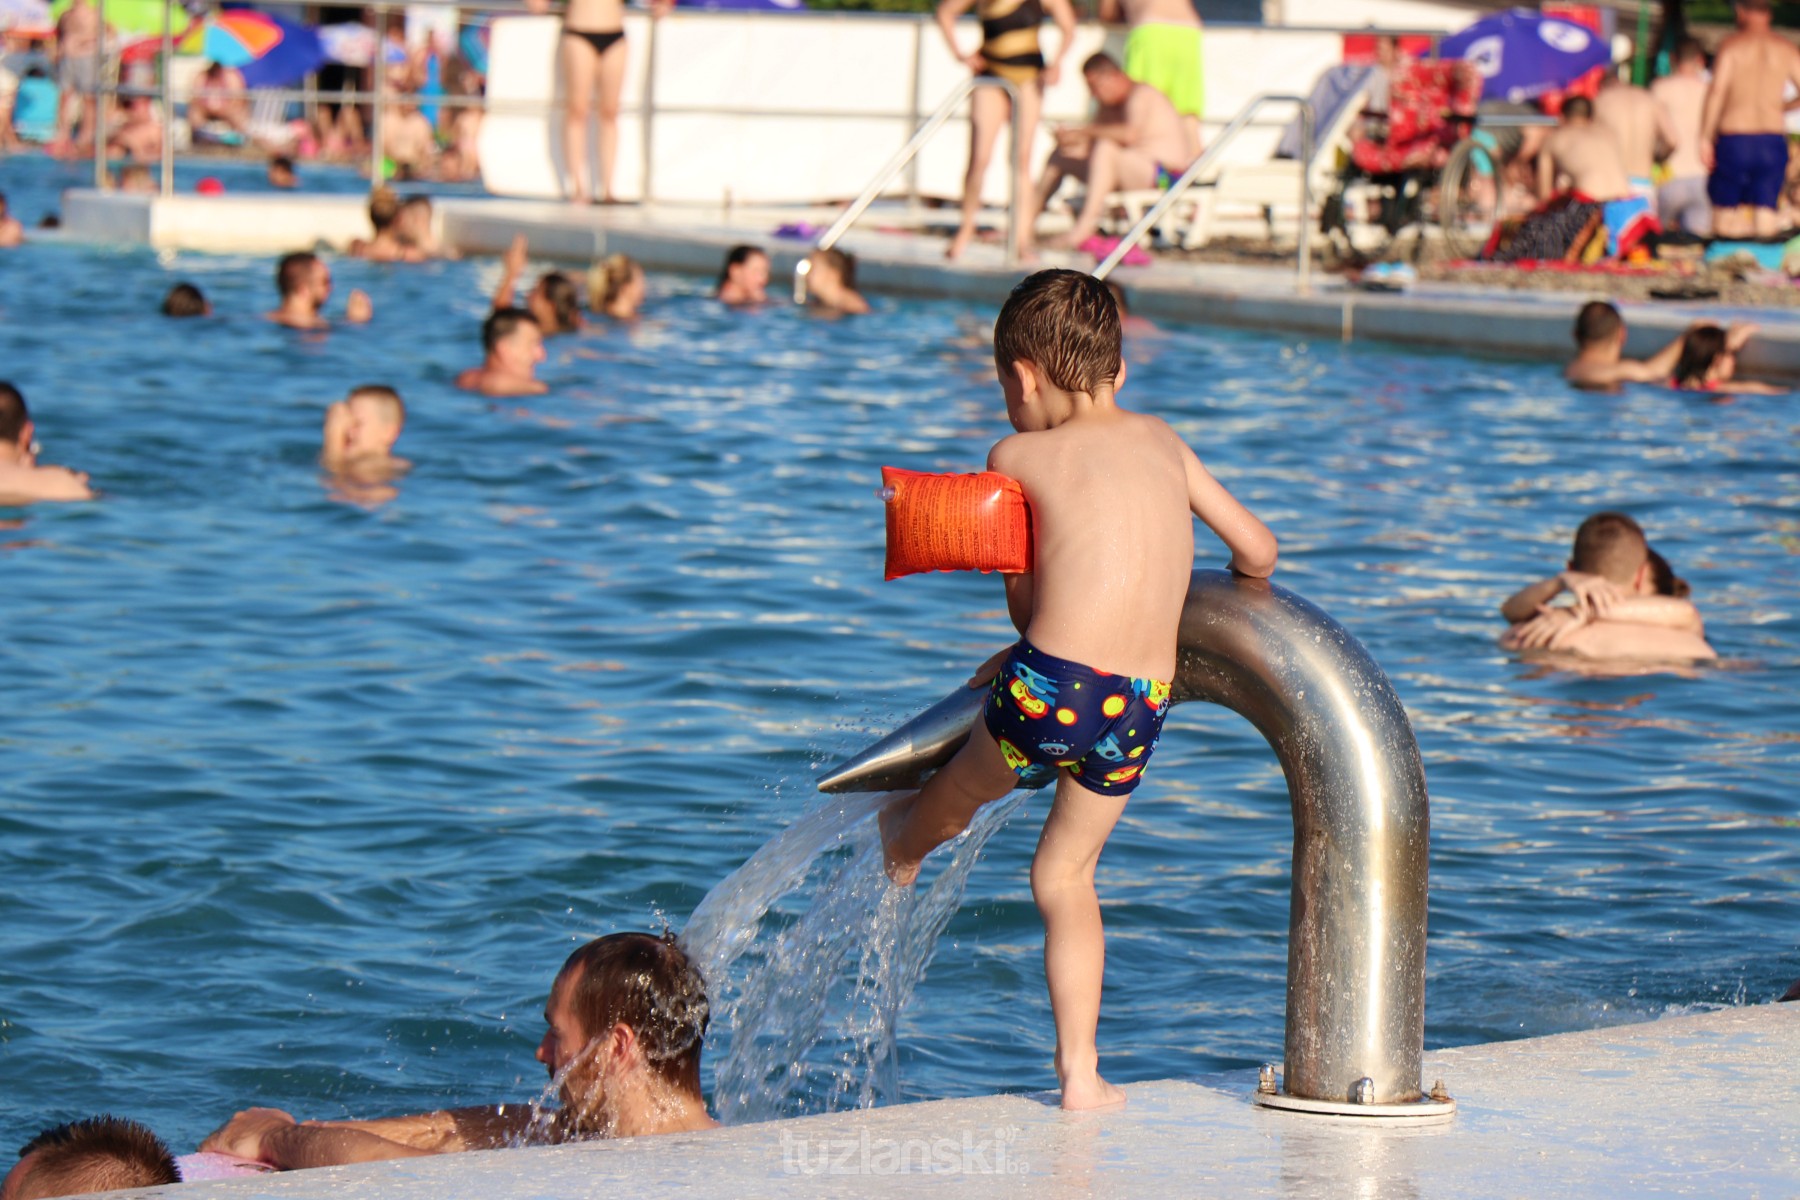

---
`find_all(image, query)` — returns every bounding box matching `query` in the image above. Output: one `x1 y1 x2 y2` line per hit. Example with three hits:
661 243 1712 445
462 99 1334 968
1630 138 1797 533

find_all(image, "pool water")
2 165 1798 1152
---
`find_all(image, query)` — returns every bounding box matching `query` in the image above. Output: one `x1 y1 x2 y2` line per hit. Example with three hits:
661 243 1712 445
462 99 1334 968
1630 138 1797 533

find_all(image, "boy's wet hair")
539 271 583 333
1675 36 1706 66
0 381 25 443
559 932 710 1095
993 268 1122 393
716 244 764 288
483 307 539 354
1573 300 1622 348
1562 95 1594 121
348 384 405 429
276 251 319 297
161 282 208 318
1672 323 1727 388
13 1116 179 1196
1570 511 1648 584
1083 51 1121 74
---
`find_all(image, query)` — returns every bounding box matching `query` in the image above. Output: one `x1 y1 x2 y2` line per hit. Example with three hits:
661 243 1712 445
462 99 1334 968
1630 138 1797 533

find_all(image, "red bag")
882 467 1033 581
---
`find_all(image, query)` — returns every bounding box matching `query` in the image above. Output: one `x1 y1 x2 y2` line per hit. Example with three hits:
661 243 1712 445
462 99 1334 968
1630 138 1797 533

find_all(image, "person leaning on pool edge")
199 932 717 1169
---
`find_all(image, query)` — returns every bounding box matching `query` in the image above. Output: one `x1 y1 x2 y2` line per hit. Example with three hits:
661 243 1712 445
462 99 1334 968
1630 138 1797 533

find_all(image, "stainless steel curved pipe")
818 569 1432 1107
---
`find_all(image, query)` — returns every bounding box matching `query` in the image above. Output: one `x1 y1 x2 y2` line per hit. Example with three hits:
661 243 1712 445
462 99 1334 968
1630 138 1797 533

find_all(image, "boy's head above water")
323 385 405 463
1 1115 178 1200
1570 510 1650 588
992 269 1124 429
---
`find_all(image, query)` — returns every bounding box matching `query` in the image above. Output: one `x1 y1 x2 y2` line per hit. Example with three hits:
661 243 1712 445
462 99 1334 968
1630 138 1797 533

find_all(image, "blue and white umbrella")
1440 8 1613 104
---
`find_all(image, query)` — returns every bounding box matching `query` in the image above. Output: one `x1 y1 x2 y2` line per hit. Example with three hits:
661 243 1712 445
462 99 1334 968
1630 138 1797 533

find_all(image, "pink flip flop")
1078 235 1152 267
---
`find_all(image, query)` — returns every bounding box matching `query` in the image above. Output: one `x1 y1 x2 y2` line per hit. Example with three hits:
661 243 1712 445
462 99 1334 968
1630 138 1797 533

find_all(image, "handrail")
1093 92 1315 292
796 74 1019 303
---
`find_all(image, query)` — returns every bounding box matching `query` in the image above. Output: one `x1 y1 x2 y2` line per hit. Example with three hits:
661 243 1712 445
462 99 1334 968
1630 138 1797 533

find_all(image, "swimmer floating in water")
160 283 210 318
588 252 646 321
1669 321 1784 394
267 252 373 330
0 192 24 248
200 934 716 1169
715 244 769 306
321 385 409 505
0 382 95 505
1500 511 1715 662
494 233 584 334
1564 301 1710 390
457 308 548 396
879 270 1277 1111
802 248 870 315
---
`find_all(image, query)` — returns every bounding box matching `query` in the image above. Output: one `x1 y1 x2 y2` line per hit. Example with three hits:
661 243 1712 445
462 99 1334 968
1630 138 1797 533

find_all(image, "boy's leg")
1031 773 1129 1110
880 718 1020 886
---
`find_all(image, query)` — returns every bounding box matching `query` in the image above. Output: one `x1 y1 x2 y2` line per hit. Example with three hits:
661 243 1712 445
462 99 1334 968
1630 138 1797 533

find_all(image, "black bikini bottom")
564 27 624 54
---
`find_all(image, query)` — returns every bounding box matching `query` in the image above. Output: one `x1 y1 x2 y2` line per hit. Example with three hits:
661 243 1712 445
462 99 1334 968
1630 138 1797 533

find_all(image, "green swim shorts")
1124 22 1203 118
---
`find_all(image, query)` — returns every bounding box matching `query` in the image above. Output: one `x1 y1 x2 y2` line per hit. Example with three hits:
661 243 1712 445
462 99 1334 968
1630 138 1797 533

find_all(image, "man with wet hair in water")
200 932 716 1169
1 1116 179 1200
0 382 94 504
268 251 373 330
1500 511 1715 661
456 308 549 396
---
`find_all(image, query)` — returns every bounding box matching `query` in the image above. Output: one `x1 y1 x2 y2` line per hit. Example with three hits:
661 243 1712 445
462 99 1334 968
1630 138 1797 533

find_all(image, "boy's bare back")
991 410 1195 682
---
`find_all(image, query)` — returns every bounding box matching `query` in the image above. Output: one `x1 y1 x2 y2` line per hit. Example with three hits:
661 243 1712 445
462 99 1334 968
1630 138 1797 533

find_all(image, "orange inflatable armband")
882 466 1033 581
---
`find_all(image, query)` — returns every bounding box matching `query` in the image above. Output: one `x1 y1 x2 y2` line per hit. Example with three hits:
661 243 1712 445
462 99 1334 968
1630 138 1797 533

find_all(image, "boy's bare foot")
1058 1071 1127 1112
878 800 920 886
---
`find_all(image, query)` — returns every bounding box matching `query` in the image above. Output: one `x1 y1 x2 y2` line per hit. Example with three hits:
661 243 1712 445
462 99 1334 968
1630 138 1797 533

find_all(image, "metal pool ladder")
1093 92 1316 293
795 75 1022 303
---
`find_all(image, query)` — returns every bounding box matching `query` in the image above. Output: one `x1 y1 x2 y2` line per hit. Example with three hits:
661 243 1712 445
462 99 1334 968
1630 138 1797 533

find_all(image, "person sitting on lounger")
1032 52 1197 255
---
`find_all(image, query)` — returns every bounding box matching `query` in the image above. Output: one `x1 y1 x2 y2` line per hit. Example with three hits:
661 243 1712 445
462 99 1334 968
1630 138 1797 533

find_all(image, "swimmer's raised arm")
493 234 528 313
1180 442 1276 578
307 1104 532 1153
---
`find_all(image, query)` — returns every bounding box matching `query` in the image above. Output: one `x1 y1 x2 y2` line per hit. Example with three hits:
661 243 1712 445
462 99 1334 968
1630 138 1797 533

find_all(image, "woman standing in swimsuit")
935 0 1075 261
529 0 672 205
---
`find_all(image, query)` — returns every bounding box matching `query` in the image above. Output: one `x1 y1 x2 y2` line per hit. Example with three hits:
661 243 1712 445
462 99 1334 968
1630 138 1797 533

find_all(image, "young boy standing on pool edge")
880 269 1277 1110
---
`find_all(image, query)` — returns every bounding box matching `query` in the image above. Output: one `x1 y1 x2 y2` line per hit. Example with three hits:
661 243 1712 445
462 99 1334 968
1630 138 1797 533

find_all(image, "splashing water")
682 788 1028 1124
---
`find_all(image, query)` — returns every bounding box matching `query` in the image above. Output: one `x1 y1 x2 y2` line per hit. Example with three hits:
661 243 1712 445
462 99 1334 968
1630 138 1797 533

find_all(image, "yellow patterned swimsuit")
977 0 1045 86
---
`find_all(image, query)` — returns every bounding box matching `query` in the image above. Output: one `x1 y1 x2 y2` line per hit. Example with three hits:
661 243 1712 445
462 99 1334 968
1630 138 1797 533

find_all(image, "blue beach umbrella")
1439 8 1613 103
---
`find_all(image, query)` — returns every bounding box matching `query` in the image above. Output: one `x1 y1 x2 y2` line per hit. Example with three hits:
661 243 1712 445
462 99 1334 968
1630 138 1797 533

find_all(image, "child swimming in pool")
0 382 94 505
879 268 1277 1111
322 385 409 480
803 248 870 315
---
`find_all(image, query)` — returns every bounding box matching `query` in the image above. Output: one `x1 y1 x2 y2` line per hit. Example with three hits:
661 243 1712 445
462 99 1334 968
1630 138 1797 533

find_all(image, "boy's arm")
1180 444 1275 577
1003 571 1034 636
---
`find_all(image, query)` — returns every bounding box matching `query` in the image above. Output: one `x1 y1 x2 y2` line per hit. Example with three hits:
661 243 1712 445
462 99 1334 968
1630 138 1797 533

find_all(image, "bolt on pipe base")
1250 1066 1456 1121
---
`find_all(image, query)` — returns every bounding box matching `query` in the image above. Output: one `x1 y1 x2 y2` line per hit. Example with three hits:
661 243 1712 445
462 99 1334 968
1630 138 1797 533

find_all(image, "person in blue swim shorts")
1700 0 1800 239
881 270 1277 1111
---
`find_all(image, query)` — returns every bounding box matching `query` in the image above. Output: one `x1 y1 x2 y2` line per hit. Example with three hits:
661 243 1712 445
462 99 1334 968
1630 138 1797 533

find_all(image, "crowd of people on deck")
0 0 487 182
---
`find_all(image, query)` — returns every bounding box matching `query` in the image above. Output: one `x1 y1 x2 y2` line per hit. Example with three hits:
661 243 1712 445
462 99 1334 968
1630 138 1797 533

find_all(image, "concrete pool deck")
59 188 1800 380
124 1002 1797 1199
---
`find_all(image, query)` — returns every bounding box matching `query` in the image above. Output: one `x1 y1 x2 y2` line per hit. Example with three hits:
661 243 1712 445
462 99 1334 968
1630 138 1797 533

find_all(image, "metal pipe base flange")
1251 1067 1456 1121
